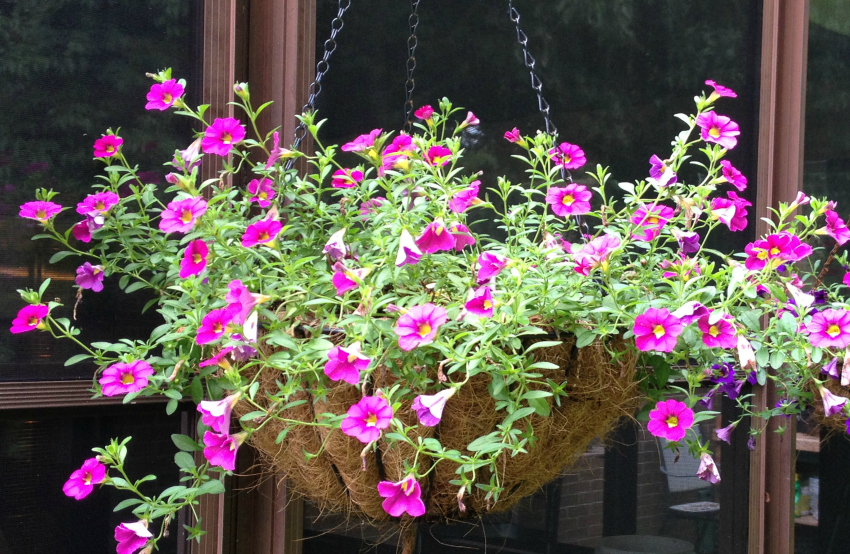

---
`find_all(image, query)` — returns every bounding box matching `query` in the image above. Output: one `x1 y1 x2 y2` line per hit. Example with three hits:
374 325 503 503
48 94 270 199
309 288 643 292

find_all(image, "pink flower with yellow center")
424 145 452 167
198 394 241 434
93 135 123 158
450 223 476 251
381 134 417 173
705 80 737 99
196 306 238 345
198 347 234 371
696 111 740 150
203 431 246 471
411 389 455 427
247 178 276 207
241 219 282 248
340 396 393 443
325 343 370 385
159 197 207 234
331 262 370 296
821 210 850 246
331 168 364 189
414 105 433 120
76 191 119 216
202 117 246 156
465 286 495 318
476 252 509 284
20 200 62 222
99 361 154 397
720 160 747 191
448 181 481 213
180 240 209 278
75 262 105 292
342 129 382 152
10 304 48 334
697 312 737 349
416 219 456 253
114 522 152 554
225 279 270 324
630 204 674 241
378 476 427 517
145 79 184 110
394 303 448 351
633 308 684 353
711 191 751 232
62 457 107 500
744 232 812 271
546 183 592 217
807 309 850 349
647 399 694 442
549 142 586 169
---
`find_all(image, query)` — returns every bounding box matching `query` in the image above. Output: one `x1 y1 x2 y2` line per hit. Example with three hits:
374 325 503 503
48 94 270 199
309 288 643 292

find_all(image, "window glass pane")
302 0 762 552
0 0 200 381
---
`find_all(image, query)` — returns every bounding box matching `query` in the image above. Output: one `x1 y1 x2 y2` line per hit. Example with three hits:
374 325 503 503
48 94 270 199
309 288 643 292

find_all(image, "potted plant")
15 71 850 553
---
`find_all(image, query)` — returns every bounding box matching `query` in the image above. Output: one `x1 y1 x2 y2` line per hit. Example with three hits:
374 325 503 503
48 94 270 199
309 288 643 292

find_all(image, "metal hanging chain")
286 0 352 171
403 0 421 132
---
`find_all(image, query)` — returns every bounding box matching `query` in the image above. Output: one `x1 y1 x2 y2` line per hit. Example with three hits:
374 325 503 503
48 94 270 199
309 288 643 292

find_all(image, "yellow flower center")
653 325 666 338
36 209 46 219
709 127 721 138
192 253 202 264
258 231 269 241
562 194 575 206
259 191 268 200
483 300 493 309
95 201 105 210
93 267 102 275
770 247 780 256
213 322 223 333
347 353 358 363
83 471 92 485
365 413 378 427
708 325 720 337
647 216 659 225
28 316 39 326
106 145 115 153
222 132 233 144
757 250 769 260
827 324 842 337
660 164 667 173
162 92 173 104
120 372 135 385
666 415 679 428
180 209 193 223
435 226 444 236
401 479 411 493
563 155 572 164
418 323 432 337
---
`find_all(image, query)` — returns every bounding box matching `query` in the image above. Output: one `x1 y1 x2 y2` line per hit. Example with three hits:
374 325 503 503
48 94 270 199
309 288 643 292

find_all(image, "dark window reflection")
0 404 186 554
0 0 200 380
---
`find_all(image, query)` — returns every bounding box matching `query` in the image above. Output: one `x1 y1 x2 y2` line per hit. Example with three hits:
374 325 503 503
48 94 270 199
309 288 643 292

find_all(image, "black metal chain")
285 0 352 171
403 0 421 132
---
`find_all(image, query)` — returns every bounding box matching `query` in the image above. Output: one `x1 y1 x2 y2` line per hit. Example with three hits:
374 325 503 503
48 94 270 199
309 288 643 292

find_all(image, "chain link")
285 0 352 171
403 0 421 132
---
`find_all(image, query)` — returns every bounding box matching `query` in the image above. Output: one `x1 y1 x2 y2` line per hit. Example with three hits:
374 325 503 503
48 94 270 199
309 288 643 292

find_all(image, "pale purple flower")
360 197 385 216
697 453 721 484
820 386 848 417
648 155 677 187
75 262 105 292
823 358 840 380
412 388 455 426
394 303 448 351
715 422 736 445
323 228 347 260
340 396 393 443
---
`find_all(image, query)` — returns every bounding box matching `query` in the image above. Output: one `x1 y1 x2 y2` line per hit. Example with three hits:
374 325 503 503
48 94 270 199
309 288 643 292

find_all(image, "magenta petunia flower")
114 522 152 554
414 105 433 120
546 183 592 217
203 431 246 471
324 343 370 385
630 204 674 241
711 191 751 232
377 476 426 517
673 230 700 254
647 399 694 442
697 312 737 349
331 262 369 296
697 453 721 484
394 303 448 351
416 219 456 253
720 160 747 191
159 197 207 234
72 221 92 242
465 286 494 318
323 228 347 260
822 210 850 246
633 308 684 353
247 178 276 207
819 386 848 417
241 219 282 248
448 181 481 213
705 80 737 99
93 135 123 158
10 304 49 334
462 111 479 126
225 280 270 324
396 229 423 267
199 347 234 371
145 79 184 110
331 168 364 189
99 361 154 397
340 396 393 443
648 154 678 188
196 306 238 345
381 134 418 173
62 457 107 500
179 240 209 278
75 262 105 292
450 223 476 251
793 191 811 207
715 423 736 445
342 129 382 152
696 111 740 150
411 388 455 427
76 191 120 216
476 252 509 284
198 394 241 434
548 142 586 170
807 309 850 349
744 232 812 271
202 117 245 156
424 145 452 167
19 200 62 222
504 128 524 144
360 197 385 216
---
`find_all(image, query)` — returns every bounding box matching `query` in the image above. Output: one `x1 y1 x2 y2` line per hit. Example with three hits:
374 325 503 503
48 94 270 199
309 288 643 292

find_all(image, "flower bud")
233 82 250 100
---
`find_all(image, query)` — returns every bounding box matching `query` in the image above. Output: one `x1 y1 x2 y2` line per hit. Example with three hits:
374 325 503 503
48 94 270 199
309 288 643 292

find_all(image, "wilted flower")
715 422 737 445
396 229 422 267
672 301 710 325
504 127 524 145
823 358 840 380
737 336 757 370
819 210 850 246
323 228 347 260
697 453 721 484
414 105 433 120
648 154 677 187
711 191 750 232
360 197 385 216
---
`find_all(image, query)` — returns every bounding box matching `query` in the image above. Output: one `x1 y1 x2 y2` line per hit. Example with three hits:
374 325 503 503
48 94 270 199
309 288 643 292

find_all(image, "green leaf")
175 451 196 470
198 480 225 495
528 396 551 417
521 390 553 400
467 433 500 452
38 278 51 298
738 310 762 332
64 354 92 366
163 389 183 400
171 434 203 452
574 327 597 348
49 251 76 264
125 281 148 294
113 498 143 512
778 312 798 335
503 407 536 426
190 377 204 405
524 340 562 354
756 347 770 368
769 350 786 370
239 411 266 421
